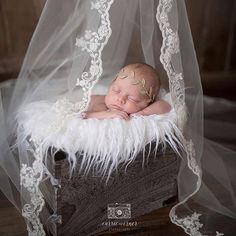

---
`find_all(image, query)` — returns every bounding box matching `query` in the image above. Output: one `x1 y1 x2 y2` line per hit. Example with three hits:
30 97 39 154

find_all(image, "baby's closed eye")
128 96 140 103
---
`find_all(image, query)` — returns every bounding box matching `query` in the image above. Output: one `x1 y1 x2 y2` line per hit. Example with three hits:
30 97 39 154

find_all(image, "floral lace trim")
19 1 115 235
169 140 223 236
156 0 186 131
41 0 115 138
74 0 114 112
171 211 224 236
156 1 224 236
47 0 114 131
172 212 203 236
20 140 46 236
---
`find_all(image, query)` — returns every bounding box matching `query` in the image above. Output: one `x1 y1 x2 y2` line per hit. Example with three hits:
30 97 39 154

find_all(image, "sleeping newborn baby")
84 63 171 120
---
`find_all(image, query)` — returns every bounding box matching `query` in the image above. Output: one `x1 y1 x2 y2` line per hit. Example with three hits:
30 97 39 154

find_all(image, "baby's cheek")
125 103 142 114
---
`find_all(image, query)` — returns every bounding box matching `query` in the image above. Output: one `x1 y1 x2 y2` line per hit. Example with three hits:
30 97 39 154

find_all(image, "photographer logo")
107 203 131 219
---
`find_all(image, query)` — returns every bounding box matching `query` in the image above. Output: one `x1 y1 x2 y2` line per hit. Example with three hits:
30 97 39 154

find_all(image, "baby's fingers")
118 111 129 120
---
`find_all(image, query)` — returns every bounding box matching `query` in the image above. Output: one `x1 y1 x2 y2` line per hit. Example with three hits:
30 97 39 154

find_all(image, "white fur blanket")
17 92 183 181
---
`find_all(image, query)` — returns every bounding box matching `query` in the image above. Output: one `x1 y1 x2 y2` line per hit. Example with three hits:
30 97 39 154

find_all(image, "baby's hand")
84 110 129 120
104 110 129 120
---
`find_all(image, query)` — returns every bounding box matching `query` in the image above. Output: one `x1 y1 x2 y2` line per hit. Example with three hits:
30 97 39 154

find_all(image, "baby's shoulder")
90 95 105 104
88 95 107 112
91 94 105 100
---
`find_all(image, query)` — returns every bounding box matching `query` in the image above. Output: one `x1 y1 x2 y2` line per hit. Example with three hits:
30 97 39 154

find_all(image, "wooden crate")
40 147 180 236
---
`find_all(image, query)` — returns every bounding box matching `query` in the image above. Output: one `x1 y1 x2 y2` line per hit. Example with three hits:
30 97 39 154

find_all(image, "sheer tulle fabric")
0 0 235 235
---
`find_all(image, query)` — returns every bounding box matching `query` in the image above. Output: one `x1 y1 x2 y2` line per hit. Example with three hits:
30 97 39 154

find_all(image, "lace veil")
0 0 236 235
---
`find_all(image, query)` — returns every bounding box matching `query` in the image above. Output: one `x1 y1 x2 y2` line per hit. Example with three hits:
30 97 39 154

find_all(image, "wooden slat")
0 0 45 82
228 1 236 71
0 1 12 59
185 0 207 69
187 0 236 72
0 0 236 85
0 191 27 236
32 0 46 19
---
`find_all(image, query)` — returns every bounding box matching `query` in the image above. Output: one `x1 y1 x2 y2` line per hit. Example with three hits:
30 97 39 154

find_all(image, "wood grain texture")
0 0 235 93
0 192 27 236
186 0 236 72
0 191 185 236
0 0 45 80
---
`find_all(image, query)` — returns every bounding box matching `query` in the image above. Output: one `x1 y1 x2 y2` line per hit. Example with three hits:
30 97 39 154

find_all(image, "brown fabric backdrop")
0 0 235 98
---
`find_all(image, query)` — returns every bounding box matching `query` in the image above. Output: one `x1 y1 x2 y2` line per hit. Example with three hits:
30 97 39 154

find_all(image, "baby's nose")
117 95 126 104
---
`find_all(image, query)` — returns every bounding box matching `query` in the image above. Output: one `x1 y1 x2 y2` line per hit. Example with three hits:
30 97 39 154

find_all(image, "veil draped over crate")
0 0 236 235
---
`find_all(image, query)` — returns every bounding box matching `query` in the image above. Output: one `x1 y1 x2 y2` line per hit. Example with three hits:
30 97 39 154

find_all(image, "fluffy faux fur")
17 92 184 183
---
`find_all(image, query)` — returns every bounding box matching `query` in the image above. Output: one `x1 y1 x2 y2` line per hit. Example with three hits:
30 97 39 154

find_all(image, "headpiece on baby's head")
116 64 159 103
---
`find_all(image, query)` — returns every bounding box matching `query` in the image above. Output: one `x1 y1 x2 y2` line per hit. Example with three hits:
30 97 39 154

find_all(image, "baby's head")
105 63 160 114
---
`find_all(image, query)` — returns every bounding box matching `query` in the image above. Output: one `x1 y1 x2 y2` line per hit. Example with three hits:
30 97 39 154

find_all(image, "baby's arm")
83 95 129 120
135 99 171 116
85 110 129 120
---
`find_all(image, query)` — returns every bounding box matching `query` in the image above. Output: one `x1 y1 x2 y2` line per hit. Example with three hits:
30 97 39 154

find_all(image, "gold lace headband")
116 69 156 103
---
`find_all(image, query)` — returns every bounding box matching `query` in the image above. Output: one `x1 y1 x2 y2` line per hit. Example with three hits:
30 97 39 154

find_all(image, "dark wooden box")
39 147 180 236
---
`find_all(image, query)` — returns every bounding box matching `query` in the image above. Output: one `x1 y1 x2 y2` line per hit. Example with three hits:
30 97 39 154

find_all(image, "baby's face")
105 69 150 114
